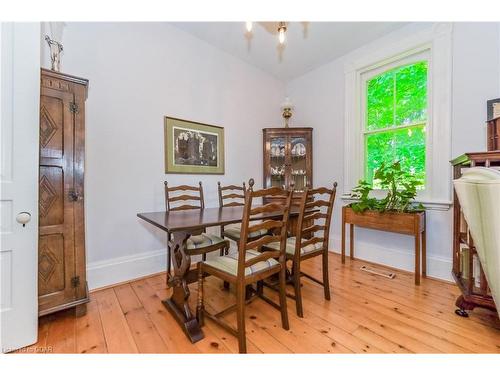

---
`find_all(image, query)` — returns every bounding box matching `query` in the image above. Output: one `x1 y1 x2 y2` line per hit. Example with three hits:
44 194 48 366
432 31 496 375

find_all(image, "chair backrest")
237 179 293 277
164 181 205 212
293 182 337 258
218 182 246 208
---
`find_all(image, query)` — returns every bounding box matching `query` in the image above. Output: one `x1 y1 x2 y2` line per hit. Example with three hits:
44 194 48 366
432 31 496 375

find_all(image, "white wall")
42 23 285 289
286 22 500 281
39 22 500 287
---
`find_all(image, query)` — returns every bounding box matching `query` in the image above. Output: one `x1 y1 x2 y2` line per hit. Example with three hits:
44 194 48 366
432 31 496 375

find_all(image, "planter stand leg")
349 224 354 260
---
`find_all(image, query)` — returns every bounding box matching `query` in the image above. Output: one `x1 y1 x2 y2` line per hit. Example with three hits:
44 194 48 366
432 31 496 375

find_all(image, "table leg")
422 230 426 278
414 232 421 285
162 230 204 343
166 232 173 287
349 224 354 260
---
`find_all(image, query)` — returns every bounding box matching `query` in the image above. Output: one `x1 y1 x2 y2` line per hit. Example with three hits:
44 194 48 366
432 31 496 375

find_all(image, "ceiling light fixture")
243 21 289 45
277 22 287 45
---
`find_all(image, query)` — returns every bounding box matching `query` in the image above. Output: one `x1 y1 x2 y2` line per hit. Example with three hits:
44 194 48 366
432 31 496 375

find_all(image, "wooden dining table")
137 206 304 343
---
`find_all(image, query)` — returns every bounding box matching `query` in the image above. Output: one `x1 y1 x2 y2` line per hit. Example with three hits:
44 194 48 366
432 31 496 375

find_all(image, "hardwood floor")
20 253 500 354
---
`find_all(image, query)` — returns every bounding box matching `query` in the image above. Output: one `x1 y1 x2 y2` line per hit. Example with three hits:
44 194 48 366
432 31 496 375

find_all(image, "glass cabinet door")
263 128 312 192
289 135 309 192
269 136 286 189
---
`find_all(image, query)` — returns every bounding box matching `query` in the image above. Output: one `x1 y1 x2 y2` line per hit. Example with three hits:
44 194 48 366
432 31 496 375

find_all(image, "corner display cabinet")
263 127 313 236
263 127 313 193
38 68 89 317
451 151 498 317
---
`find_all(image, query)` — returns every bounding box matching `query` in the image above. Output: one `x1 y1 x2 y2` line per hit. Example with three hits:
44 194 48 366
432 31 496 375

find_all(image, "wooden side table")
341 206 426 285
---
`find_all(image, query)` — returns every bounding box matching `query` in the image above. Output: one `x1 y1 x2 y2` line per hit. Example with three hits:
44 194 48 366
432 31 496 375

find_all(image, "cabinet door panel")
38 234 65 296
268 135 287 189
290 134 309 192
40 94 64 159
38 87 76 313
39 166 64 226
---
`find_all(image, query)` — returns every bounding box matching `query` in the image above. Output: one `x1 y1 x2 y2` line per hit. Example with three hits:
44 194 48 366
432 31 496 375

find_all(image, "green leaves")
367 71 394 130
355 61 428 213
395 62 427 125
350 179 382 213
367 61 427 129
350 161 424 213
365 61 428 188
365 125 426 188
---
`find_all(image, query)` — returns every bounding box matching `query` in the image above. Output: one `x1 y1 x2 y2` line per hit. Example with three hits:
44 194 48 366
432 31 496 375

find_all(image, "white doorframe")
0 22 40 353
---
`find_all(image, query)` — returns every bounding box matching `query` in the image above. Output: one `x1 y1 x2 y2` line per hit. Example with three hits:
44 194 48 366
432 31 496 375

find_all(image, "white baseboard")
329 235 453 282
86 248 167 290
87 236 453 291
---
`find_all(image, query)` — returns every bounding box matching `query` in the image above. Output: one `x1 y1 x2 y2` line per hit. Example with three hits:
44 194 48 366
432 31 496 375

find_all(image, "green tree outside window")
365 61 427 189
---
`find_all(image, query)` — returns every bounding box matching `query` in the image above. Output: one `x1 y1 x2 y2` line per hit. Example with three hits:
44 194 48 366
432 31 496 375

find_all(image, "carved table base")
162 230 205 343
161 299 204 343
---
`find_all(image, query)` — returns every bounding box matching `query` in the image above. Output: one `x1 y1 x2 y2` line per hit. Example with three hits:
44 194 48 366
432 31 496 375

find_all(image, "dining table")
137 205 304 343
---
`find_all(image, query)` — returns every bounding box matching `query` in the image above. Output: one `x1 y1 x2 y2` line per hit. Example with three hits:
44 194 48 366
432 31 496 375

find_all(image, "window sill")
340 194 452 211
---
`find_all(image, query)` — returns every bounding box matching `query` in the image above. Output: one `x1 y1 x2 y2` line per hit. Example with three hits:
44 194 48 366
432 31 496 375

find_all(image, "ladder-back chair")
218 182 269 244
196 179 292 353
164 181 229 284
264 182 337 317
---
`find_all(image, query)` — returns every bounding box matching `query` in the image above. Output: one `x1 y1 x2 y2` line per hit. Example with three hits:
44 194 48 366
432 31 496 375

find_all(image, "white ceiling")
171 22 409 82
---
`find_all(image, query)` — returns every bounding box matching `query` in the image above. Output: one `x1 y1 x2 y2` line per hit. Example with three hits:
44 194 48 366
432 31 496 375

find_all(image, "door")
268 133 287 189
38 84 77 313
289 132 312 192
0 22 40 353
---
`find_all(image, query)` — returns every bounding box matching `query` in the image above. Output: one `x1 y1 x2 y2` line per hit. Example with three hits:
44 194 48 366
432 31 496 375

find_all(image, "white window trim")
343 23 453 211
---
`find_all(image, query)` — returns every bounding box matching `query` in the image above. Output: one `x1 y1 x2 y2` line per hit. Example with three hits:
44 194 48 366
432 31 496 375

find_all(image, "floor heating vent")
360 265 396 279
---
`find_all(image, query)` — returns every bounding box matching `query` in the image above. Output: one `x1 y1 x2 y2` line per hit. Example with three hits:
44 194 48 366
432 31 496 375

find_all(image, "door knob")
16 212 31 227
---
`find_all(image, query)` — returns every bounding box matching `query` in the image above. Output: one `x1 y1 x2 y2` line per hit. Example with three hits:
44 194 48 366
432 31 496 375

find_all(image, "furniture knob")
69 190 83 201
16 211 31 227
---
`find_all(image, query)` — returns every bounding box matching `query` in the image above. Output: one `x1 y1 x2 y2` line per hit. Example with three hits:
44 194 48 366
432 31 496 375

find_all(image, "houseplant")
349 161 425 213
342 161 427 284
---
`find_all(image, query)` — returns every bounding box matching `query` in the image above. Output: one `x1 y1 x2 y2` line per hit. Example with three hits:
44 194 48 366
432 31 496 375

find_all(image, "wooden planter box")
341 206 426 285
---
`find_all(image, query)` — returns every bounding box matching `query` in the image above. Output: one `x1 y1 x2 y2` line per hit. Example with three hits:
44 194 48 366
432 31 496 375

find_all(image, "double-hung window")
344 24 452 210
361 53 428 189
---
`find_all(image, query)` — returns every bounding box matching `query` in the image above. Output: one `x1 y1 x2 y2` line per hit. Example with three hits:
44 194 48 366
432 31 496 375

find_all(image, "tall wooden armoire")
38 68 89 316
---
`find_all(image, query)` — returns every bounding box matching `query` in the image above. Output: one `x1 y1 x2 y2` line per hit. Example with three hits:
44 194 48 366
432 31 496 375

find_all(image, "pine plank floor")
20 253 500 354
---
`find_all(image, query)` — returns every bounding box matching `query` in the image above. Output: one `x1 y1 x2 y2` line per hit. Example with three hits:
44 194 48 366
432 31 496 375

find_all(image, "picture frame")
164 116 225 174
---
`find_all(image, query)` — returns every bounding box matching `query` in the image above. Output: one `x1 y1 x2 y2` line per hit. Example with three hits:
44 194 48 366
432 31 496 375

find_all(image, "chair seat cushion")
203 249 279 276
187 233 226 249
266 237 324 256
222 223 268 240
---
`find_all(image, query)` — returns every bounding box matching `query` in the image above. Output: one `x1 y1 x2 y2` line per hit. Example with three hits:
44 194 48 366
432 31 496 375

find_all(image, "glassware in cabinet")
269 136 286 189
263 128 312 193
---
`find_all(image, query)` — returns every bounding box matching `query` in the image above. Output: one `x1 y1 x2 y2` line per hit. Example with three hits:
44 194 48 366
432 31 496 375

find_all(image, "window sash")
362 120 426 135
363 122 427 188
361 53 429 189
361 51 429 132
364 60 428 131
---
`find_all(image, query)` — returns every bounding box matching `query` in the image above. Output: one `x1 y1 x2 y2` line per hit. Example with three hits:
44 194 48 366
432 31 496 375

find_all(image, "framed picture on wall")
164 116 225 174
